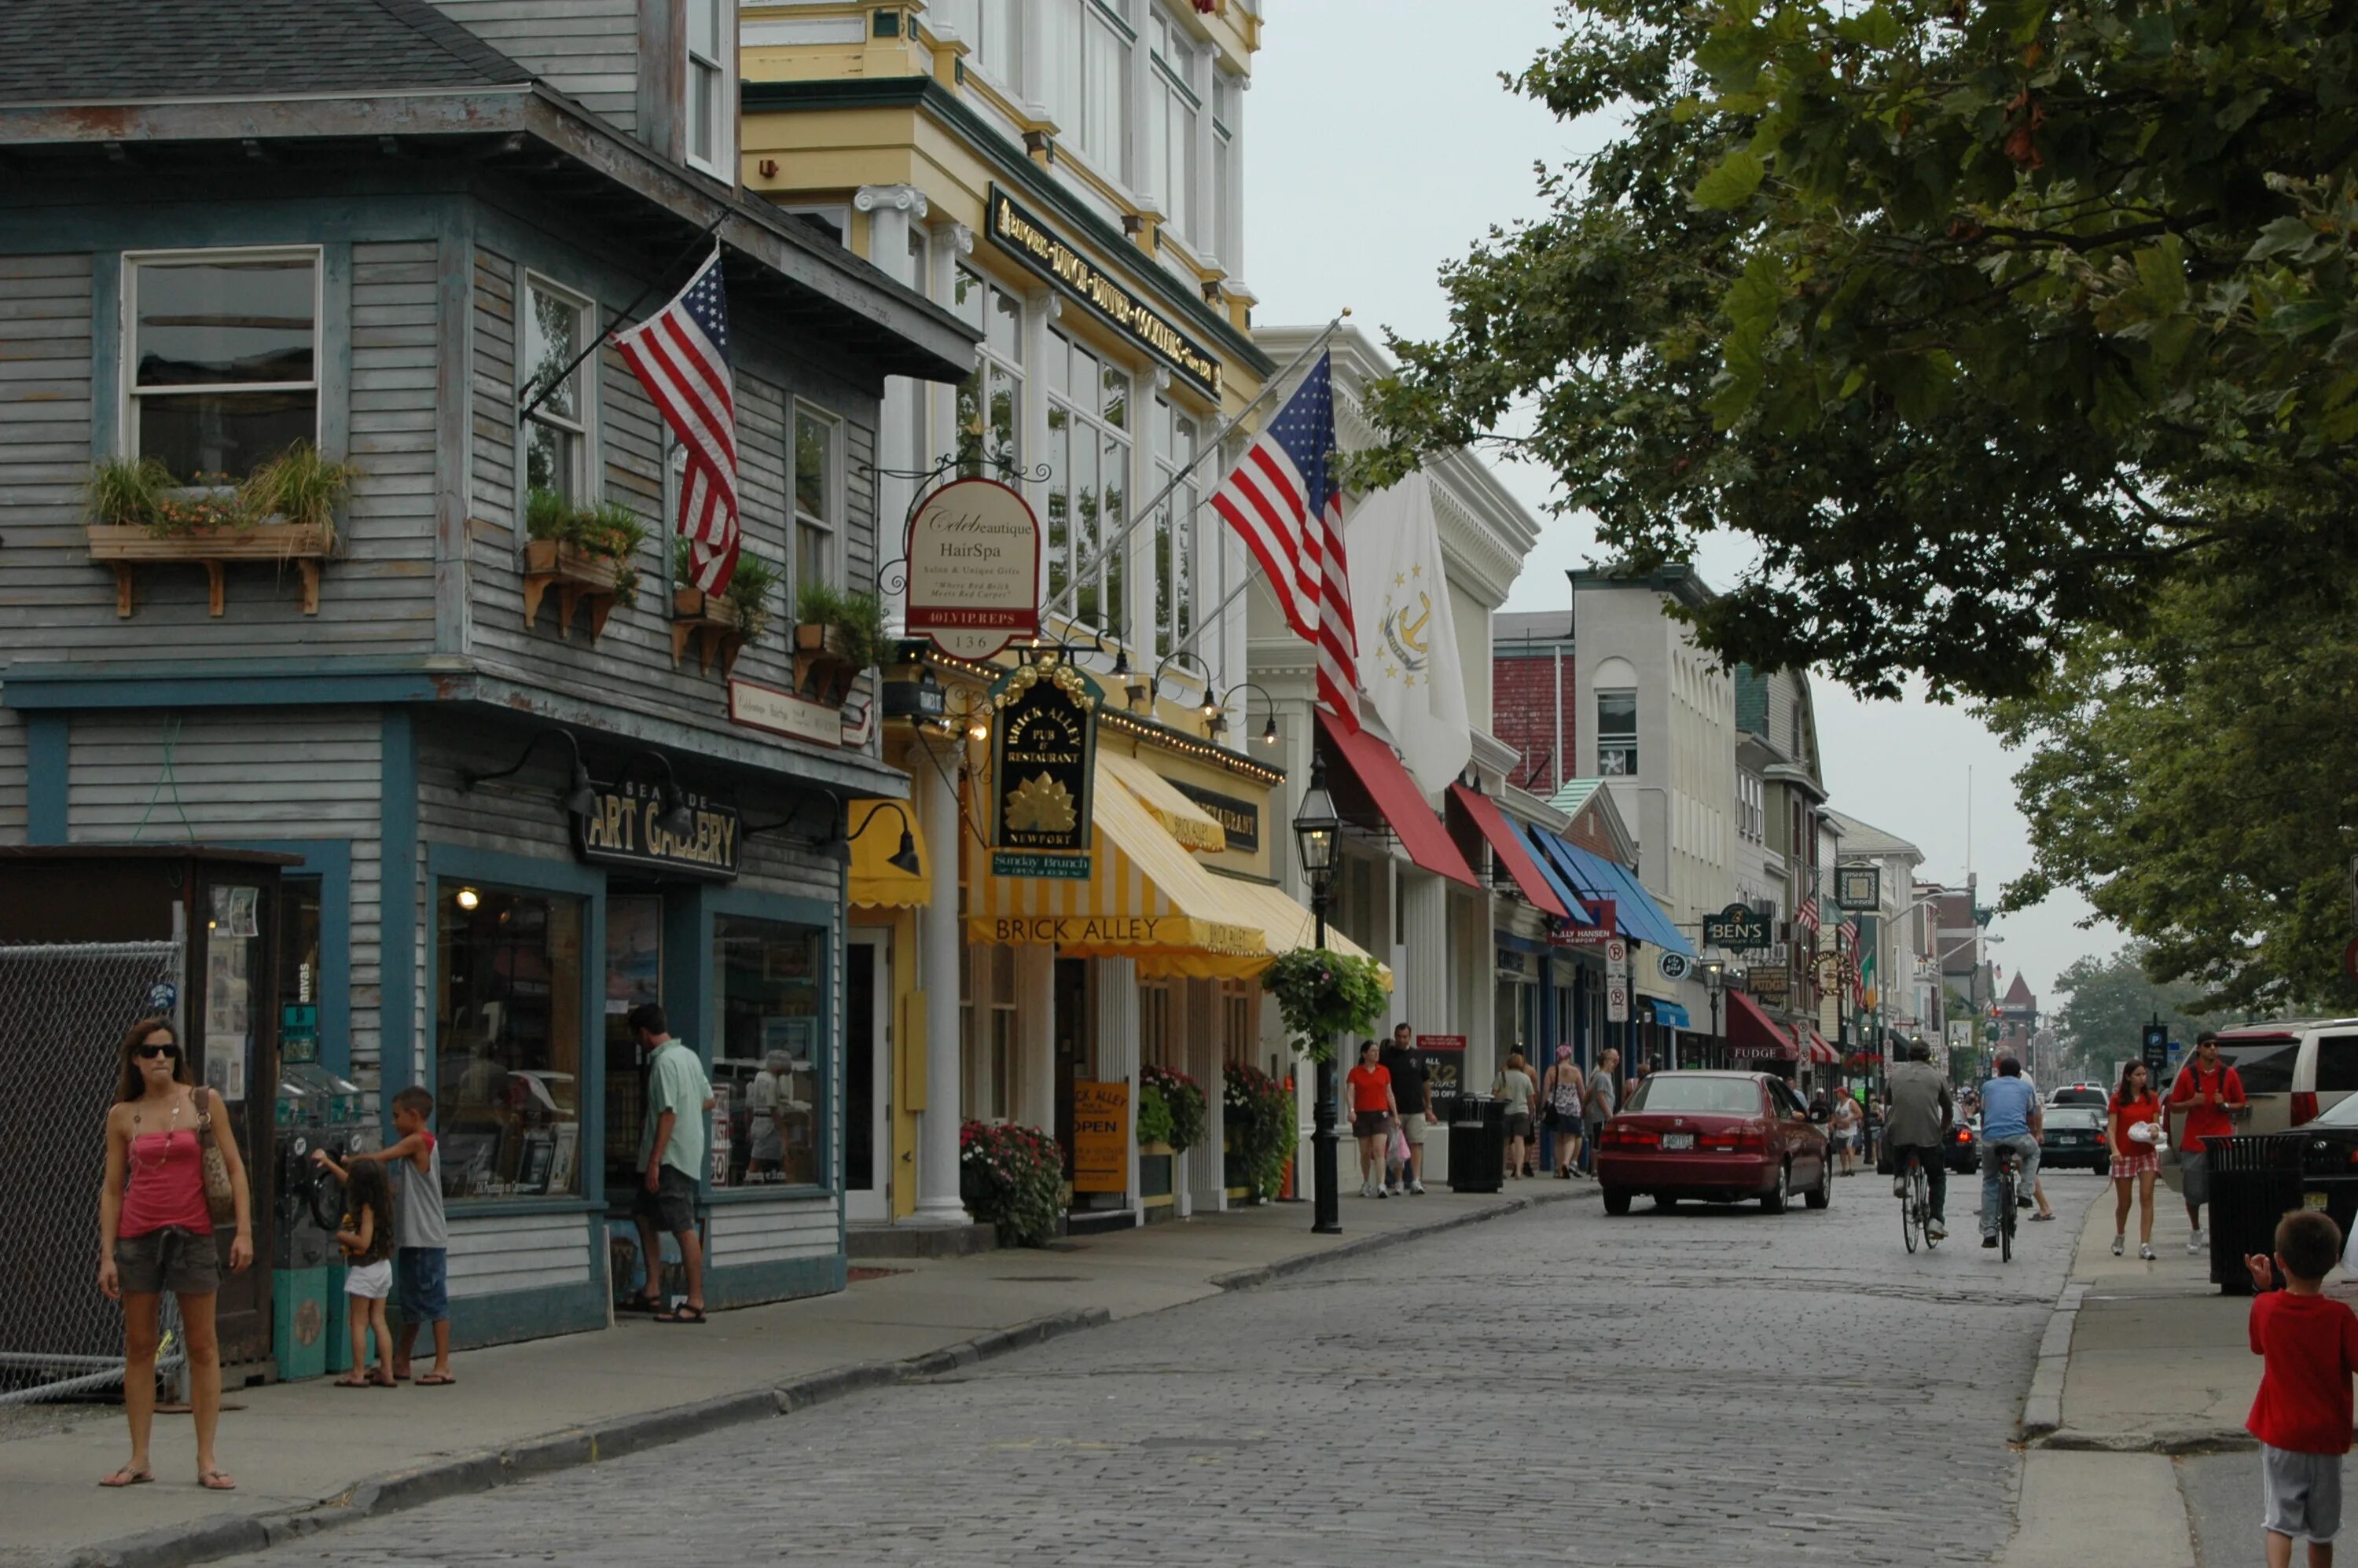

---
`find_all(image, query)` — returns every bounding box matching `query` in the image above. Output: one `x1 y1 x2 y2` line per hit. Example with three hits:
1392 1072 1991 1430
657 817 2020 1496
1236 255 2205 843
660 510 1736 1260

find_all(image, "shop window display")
713 915 827 1188
434 886 586 1201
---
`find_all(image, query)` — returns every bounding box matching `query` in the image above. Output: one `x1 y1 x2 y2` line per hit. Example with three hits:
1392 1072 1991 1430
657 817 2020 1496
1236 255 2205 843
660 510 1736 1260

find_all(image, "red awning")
1317 713 1478 887
1807 1030 1839 1064
1726 987 1796 1059
1444 784 1569 919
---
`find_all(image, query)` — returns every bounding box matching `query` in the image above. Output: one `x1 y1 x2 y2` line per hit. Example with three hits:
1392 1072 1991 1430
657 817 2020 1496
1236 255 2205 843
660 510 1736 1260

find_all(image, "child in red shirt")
2246 1209 2358 1567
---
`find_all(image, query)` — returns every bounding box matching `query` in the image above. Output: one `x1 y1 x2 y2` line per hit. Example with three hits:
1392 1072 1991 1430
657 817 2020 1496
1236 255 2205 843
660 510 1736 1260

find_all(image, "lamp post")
1291 758 1343 1236
1699 958 1724 1066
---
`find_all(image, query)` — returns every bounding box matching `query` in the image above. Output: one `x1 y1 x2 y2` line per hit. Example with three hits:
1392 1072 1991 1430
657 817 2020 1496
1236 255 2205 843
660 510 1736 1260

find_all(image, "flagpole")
518 218 728 426
1040 309 1350 630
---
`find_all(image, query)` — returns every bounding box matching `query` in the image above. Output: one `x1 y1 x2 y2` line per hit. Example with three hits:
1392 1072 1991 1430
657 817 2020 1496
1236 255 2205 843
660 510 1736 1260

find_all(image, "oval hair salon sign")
905 477 1042 659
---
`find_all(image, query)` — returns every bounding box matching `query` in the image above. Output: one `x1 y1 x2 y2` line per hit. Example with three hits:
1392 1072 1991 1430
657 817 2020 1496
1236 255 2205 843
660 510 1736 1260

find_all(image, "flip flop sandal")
417 1372 458 1386
652 1305 707 1324
98 1466 152 1488
618 1292 663 1314
198 1470 237 1491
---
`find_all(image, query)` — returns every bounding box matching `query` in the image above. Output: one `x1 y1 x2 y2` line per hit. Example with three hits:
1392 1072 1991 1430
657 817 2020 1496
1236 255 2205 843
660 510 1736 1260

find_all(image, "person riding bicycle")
1884 1038 1956 1243
1979 1056 2044 1250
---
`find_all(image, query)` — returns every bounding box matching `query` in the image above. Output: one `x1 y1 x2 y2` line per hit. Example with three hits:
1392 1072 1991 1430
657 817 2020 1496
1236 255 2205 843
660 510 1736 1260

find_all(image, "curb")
64 1309 1108 1568
2018 1279 2085 1441
1208 1184 1592 1291
2039 1426 2257 1456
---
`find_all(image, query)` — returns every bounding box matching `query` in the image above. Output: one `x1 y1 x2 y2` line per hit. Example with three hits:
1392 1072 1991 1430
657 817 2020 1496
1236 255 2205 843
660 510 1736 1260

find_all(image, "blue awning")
1595 857 1696 959
1651 1001 1692 1029
1529 835 1696 959
1515 824 1599 927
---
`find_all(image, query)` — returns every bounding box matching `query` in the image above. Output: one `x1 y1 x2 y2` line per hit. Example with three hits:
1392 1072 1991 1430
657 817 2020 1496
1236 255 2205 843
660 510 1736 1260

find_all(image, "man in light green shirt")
626 1003 713 1323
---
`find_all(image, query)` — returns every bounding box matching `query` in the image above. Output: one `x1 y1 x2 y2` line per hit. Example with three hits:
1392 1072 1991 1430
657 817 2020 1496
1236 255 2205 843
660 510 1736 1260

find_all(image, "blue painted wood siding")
429 0 643 134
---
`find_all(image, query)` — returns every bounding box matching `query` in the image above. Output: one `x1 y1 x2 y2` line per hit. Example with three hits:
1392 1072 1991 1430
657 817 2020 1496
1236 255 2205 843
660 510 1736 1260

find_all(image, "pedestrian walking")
2242 1209 2358 1568
1377 1023 1432 1194
625 1003 715 1322
314 1084 452 1384
1581 1047 1620 1177
1493 1051 1537 1181
1830 1089 1862 1177
1541 1046 1585 1178
2109 1060 2164 1261
2171 1031 2247 1257
1346 1039 1398 1198
328 1158 397 1386
96 1016 253 1491
1978 1056 2044 1248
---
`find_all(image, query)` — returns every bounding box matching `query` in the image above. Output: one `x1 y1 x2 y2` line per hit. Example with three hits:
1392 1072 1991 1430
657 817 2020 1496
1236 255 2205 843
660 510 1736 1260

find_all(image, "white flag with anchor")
1346 470 1469 793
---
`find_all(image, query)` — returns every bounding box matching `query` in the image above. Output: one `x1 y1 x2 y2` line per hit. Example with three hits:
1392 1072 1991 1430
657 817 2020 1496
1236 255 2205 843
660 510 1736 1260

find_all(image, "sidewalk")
2 1184 1583 1568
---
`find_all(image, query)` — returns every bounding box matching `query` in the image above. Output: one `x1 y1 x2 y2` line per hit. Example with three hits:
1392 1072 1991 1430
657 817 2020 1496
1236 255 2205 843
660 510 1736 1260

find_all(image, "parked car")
1596 1071 1831 1216
2195 1019 2358 1139
2048 1083 2110 1111
2040 1104 2110 1171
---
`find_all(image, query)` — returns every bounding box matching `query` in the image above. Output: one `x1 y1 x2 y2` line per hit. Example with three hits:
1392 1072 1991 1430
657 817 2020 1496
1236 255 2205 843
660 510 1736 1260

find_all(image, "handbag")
193 1089 237 1227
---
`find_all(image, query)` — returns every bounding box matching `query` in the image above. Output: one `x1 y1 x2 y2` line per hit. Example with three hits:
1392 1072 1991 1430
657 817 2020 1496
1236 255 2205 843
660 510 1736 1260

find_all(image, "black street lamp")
1291 757 1342 1236
1699 958 1725 1067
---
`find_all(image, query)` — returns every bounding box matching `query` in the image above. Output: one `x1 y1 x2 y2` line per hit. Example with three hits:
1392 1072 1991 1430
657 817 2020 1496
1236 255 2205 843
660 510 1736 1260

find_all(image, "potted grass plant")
792 581 887 706
84 444 354 618
521 488 648 638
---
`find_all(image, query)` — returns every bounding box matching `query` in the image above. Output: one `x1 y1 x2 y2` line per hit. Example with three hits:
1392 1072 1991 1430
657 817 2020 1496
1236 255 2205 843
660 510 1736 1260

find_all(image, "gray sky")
1241 0 2120 1001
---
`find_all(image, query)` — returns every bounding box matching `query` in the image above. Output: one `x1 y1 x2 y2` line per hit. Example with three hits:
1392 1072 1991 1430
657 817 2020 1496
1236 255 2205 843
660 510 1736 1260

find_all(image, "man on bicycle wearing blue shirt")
1886 1039 1956 1242
1979 1056 2044 1249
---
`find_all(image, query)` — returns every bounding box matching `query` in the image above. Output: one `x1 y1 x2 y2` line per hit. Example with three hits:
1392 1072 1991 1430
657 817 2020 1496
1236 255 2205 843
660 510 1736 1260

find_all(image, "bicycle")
1996 1145 2021 1262
1898 1150 1939 1252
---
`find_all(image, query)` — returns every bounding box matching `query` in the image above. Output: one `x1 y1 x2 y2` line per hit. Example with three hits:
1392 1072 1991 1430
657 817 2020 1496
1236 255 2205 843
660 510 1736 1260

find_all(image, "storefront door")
843 933 887 1223
1052 957 1089 1181
199 872 279 1372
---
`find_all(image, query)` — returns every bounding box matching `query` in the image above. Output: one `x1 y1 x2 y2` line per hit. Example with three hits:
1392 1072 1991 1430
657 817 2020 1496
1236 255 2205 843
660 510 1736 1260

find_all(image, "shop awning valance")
1207 875 1394 990
1099 751 1226 853
1807 1030 1839 1065
1445 785 1568 920
1515 824 1601 928
1727 986 1796 1059
1528 833 1695 958
847 798 929 909
1316 713 1478 888
967 763 1268 970
1651 1001 1691 1030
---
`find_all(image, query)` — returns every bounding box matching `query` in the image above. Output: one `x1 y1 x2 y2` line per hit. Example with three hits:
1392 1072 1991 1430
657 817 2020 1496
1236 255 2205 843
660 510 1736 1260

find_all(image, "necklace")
130 1096 182 1171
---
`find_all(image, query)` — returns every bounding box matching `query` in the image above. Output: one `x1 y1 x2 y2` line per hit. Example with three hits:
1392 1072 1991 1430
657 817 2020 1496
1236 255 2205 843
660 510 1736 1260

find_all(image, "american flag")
1838 916 1860 953
613 249 739 593
1210 353 1359 728
1794 892 1820 935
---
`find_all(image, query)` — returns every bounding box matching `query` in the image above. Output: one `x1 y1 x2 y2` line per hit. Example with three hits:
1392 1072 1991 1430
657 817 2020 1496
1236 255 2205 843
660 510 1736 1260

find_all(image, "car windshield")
2047 1107 2103 1128
2049 1088 2106 1107
1627 1076 1762 1115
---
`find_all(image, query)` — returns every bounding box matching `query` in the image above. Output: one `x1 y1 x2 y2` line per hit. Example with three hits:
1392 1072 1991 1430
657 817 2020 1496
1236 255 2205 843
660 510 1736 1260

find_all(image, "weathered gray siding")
0 253 95 670
64 708 387 1086
342 241 443 648
430 0 641 132
0 703 24 845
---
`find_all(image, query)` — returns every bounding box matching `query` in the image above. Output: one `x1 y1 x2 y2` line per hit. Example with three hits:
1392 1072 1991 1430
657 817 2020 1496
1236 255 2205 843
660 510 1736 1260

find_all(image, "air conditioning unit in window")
1768 942 1789 965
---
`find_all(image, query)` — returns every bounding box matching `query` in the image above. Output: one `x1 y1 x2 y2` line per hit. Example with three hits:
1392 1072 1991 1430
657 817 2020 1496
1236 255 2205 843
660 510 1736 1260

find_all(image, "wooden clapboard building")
0 0 974 1361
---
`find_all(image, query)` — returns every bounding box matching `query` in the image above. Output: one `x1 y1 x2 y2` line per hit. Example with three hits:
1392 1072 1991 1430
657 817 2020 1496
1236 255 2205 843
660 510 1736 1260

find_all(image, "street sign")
2141 1023 2169 1082
1658 951 1691 982
1606 975 1629 1023
1701 902 1772 949
1604 938 1629 973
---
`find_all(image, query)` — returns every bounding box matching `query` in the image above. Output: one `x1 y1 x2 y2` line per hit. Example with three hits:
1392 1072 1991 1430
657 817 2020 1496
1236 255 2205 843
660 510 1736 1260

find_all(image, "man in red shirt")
2170 1031 2247 1256
2243 1209 2358 1567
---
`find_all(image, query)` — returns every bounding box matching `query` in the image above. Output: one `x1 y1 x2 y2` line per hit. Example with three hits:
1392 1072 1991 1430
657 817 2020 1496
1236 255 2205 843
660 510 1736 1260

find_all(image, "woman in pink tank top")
96 1015 252 1492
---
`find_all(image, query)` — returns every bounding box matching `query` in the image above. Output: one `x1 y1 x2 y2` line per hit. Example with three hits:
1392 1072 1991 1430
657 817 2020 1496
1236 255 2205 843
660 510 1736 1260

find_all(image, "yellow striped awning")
847 798 930 909
966 764 1268 972
1207 876 1394 990
1098 751 1226 853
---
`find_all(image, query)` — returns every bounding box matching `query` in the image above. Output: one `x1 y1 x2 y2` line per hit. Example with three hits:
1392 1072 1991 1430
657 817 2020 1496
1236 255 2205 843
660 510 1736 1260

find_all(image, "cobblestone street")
233 1175 2098 1567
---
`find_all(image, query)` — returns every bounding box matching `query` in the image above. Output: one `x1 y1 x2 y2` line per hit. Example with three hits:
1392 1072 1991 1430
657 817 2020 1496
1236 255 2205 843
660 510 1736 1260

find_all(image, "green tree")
2048 942 2213 1077
1352 0 2358 700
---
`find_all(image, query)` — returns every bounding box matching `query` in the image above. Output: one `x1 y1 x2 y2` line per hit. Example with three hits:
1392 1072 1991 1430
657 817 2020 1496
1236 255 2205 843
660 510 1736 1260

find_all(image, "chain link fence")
0 941 185 1404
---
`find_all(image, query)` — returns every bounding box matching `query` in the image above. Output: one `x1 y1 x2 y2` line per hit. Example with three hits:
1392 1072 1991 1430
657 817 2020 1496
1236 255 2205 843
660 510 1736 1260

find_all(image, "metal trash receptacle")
1451 1095 1504 1195
2208 1133 2305 1294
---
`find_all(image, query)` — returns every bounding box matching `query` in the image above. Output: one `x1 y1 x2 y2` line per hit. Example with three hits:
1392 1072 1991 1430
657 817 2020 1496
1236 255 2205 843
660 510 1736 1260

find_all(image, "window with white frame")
950 266 1023 479
1140 979 1171 1069
1145 19 1199 239
1210 72 1236 264
1737 770 1765 844
1222 982 1253 1066
793 405 837 596
936 0 1019 90
127 249 319 481
521 275 594 505
685 0 733 178
1040 0 1133 181
1596 689 1638 777
1045 330 1130 638
1149 396 1199 657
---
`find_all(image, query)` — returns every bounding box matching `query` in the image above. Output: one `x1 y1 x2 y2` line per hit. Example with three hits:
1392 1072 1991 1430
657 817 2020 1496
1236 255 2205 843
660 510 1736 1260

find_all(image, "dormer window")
686 0 733 179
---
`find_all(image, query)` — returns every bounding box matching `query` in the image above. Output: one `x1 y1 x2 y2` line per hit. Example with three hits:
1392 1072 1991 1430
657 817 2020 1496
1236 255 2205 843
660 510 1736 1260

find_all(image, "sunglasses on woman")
134 1043 180 1061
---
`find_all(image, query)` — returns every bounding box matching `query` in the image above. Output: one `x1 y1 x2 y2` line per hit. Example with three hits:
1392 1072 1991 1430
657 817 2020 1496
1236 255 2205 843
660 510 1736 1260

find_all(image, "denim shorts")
395 1247 449 1324
114 1227 219 1297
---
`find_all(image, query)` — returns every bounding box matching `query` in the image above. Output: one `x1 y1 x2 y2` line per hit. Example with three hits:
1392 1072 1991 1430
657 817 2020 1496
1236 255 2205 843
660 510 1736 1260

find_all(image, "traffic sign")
2141 1023 2169 1081
1606 975 1629 1023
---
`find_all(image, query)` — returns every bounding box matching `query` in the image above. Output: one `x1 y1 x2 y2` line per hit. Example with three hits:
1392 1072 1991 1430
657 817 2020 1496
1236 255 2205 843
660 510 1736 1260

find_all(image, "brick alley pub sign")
987 185 1224 398
989 658 1097 879
1166 779 1259 854
574 779 740 880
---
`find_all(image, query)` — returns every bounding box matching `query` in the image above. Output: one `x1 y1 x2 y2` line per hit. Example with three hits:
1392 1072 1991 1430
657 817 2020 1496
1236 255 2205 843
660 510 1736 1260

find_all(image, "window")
937 0 1018 88
2216 1039 2297 1095
1222 982 1254 1066
794 406 837 595
127 250 318 481
1141 980 1171 1068
1150 398 1199 657
1146 29 1199 237
1210 74 1236 263
685 0 733 177
711 915 828 1188
1737 772 1765 844
960 945 1016 1121
1045 331 1130 636
1040 0 1133 179
987 947 1016 1122
1597 689 1638 776
434 885 586 1202
2319 1035 2358 1094
951 266 1023 478
522 276 593 505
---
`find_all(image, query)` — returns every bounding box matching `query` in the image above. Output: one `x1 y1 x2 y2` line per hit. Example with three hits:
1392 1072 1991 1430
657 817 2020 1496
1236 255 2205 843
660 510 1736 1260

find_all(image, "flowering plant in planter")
1222 1063 1297 1203
1140 1063 1207 1154
1259 948 1389 1063
958 1119 1064 1247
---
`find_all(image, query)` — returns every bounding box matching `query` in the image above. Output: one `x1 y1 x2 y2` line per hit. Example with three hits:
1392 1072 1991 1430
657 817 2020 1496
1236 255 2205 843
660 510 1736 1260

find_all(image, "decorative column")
912 739 967 1225
1402 868 1449 1040
1093 956 1141 1225
855 185 930 609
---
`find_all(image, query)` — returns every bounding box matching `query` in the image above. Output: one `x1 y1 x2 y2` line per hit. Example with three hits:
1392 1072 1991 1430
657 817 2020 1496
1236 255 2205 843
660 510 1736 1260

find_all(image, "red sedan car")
1594 1070 1834 1215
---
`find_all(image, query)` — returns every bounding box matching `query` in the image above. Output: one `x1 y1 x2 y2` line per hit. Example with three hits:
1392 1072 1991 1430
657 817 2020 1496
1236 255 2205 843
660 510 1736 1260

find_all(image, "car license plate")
1661 1133 1694 1151
2307 1192 2330 1210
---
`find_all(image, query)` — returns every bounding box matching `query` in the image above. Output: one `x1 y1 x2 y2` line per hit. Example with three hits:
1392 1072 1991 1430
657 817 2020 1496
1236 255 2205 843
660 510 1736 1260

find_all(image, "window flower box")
669 586 746 678
521 538 628 641
85 521 334 619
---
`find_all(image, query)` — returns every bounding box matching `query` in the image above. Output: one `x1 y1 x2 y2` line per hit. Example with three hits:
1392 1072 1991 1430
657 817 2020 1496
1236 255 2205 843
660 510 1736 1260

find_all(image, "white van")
2196 1019 2358 1137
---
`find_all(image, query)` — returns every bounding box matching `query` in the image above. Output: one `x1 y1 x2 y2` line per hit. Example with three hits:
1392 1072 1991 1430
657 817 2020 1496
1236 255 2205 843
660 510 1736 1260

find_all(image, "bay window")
685 0 733 178
1150 396 1199 657
794 405 838 596
521 275 593 505
1045 331 1130 637
127 249 318 482
952 266 1023 479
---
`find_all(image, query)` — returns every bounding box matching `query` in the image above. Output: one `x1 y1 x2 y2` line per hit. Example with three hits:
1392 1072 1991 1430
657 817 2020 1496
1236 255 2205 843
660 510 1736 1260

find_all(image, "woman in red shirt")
2109 1059 2163 1261
1345 1040 1398 1199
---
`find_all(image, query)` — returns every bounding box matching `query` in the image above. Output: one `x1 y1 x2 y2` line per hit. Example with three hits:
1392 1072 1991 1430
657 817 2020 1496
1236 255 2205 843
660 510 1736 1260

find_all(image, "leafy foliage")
1259 949 1390 1063
958 1120 1065 1247
723 553 782 642
1140 1063 1207 1154
237 442 358 539
1134 1081 1174 1148
1222 1063 1297 1203
2045 942 2220 1078
795 580 891 670
1352 0 2358 700
88 447 355 542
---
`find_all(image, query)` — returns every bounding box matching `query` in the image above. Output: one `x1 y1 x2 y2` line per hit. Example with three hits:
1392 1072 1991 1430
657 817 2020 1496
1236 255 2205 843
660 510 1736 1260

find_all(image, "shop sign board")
1166 779 1259 853
1416 1034 1468 1052
1657 951 1691 982
1071 1080 1129 1193
903 477 1041 659
989 659 1097 879
1550 900 1618 946
574 779 740 880
988 185 1224 397
1836 865 1882 911
1701 902 1772 949
1743 965 1791 1001
728 678 843 748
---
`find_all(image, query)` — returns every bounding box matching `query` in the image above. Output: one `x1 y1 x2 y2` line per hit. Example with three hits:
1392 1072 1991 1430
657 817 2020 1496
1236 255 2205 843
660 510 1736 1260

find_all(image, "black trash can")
1451 1095 1505 1195
2207 1133 2306 1294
